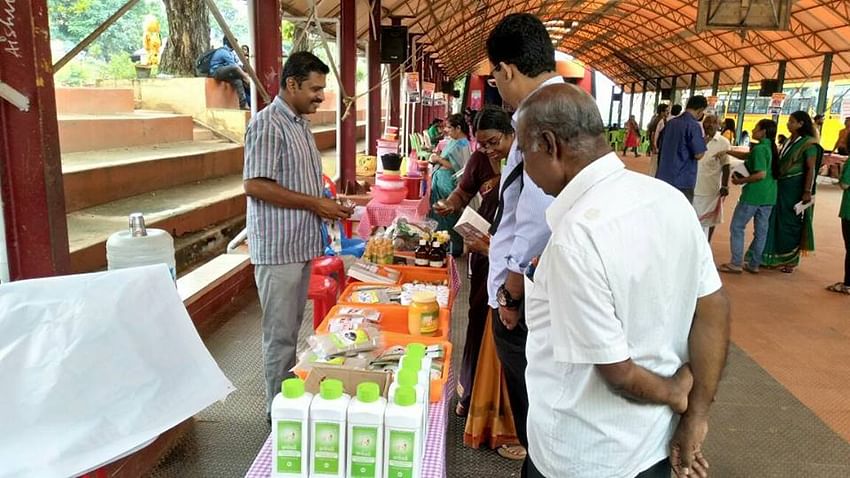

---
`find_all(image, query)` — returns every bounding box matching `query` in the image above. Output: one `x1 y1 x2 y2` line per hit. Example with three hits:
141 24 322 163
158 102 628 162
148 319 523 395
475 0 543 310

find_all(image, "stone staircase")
57 81 368 275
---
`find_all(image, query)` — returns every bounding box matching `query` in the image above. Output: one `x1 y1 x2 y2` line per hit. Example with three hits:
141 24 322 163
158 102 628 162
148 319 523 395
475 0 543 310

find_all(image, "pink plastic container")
371 185 408 204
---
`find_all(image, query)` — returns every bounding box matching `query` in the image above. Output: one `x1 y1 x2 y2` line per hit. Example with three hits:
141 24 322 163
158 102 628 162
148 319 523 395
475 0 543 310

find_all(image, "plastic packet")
308 326 382 358
326 307 381 333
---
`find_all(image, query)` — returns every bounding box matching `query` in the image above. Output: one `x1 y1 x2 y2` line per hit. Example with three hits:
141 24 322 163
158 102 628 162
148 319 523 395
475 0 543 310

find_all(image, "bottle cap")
397 368 418 387
412 291 438 304
356 382 380 403
320 378 344 400
282 378 305 399
405 343 426 359
395 386 417 406
401 354 422 372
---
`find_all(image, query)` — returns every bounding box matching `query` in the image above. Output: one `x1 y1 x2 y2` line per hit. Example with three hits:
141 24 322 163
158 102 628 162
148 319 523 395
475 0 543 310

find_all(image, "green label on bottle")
276 420 302 474
387 430 415 478
314 422 341 474
350 426 378 478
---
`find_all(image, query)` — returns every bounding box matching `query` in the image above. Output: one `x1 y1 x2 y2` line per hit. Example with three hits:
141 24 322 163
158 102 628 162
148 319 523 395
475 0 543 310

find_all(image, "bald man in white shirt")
516 83 731 478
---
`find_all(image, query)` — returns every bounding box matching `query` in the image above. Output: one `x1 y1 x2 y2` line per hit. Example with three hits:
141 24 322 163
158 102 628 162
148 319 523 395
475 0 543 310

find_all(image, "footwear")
743 264 760 274
718 263 743 274
780 265 795 273
497 444 527 461
826 282 850 295
455 402 468 418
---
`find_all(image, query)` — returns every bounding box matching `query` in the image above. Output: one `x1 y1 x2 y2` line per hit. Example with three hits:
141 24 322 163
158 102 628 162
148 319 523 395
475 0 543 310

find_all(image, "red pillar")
339 0 356 190
253 0 282 107
0 0 70 280
367 0 381 156
389 18 402 128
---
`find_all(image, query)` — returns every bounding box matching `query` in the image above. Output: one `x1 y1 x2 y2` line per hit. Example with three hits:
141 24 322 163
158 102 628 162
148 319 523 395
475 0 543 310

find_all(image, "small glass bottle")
414 239 430 267
429 241 445 268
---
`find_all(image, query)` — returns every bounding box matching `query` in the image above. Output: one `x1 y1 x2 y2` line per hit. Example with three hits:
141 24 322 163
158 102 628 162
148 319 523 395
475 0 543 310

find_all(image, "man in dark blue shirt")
656 96 708 201
209 36 250 109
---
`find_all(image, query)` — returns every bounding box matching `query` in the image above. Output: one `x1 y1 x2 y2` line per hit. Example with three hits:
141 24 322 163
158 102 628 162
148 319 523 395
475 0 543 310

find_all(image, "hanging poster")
705 96 719 115
422 82 435 106
768 92 786 116
470 90 482 110
405 72 420 103
434 92 446 106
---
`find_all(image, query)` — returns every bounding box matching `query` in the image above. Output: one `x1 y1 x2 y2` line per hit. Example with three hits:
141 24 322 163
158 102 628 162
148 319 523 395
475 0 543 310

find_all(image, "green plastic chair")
409 134 430 161
638 131 651 155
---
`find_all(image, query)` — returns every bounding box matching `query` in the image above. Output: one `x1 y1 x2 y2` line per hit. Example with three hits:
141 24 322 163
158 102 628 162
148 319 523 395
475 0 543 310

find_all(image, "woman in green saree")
758 111 824 272
429 114 471 255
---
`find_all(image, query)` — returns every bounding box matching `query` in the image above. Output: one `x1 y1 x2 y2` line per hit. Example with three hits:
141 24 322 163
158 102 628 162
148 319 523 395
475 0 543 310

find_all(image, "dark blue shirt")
209 48 240 75
656 112 707 189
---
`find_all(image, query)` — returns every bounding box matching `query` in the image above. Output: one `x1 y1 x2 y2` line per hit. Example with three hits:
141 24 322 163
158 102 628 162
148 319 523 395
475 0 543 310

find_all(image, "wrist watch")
497 284 522 309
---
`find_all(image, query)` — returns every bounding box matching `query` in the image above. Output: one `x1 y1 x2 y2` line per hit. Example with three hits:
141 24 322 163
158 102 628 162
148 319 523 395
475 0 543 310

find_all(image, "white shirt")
486 76 564 308
695 132 731 196
524 153 722 478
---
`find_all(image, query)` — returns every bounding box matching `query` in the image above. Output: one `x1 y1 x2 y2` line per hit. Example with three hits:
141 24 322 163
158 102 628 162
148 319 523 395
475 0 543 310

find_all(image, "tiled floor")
149 154 850 477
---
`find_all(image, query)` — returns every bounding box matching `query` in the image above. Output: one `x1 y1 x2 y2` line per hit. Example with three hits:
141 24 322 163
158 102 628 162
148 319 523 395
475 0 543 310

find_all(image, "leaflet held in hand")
454 207 491 243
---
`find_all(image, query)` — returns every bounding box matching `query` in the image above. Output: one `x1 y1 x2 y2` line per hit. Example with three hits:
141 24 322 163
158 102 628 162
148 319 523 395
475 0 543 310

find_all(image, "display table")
356 177 432 239
244 369 454 478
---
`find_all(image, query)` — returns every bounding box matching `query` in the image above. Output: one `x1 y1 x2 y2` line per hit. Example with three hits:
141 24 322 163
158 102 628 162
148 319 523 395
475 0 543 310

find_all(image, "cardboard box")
304 366 393 398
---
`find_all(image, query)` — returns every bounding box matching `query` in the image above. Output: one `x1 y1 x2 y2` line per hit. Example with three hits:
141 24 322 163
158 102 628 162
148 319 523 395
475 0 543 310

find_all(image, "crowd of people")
239 10 849 478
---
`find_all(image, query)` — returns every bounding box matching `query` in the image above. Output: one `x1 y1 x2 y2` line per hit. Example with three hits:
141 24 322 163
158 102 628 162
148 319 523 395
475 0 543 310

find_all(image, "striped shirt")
244 96 324 265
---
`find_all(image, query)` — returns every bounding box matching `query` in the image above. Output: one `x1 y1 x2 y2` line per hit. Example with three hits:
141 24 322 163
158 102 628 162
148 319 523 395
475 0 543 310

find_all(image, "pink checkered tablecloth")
244 368 455 478
356 179 432 239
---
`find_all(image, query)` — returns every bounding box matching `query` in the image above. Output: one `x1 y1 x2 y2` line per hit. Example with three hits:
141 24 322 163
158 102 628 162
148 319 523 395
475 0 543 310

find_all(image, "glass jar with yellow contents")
408 291 439 336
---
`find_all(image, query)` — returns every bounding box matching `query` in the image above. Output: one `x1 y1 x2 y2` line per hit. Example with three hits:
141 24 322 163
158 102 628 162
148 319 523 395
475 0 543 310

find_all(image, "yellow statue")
142 15 161 66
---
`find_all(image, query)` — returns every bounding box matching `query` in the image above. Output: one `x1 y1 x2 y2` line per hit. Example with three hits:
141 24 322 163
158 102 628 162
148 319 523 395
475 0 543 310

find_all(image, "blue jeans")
730 202 773 268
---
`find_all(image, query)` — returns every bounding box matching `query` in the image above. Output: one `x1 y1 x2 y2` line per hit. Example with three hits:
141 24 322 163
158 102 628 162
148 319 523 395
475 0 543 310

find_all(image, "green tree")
159 0 209 75
49 0 169 61
208 0 249 48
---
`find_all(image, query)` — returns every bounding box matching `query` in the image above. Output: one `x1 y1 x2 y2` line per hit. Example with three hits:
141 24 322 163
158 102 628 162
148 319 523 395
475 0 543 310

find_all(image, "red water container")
404 175 422 200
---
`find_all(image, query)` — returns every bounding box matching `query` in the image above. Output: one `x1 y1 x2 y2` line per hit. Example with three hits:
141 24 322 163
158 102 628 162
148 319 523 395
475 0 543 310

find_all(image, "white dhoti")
692 194 724 237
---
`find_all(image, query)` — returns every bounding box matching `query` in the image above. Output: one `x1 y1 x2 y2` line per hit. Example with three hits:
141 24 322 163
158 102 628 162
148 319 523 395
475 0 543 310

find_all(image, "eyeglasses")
487 64 502 88
478 133 503 150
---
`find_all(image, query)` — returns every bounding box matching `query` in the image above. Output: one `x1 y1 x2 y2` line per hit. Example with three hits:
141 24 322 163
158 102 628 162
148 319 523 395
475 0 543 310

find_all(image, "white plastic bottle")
399 344 432 404
271 378 313 477
106 213 176 280
310 379 350 478
346 382 386 478
388 368 428 455
383 386 424 478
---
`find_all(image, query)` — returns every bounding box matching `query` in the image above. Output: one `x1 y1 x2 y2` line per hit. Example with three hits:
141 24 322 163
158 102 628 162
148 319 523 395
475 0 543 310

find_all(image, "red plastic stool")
309 274 338 329
312 256 345 296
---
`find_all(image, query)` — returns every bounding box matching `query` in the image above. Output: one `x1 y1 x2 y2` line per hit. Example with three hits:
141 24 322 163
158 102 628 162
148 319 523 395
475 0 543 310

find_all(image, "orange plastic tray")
380 332 453 403
337 280 455 313
317 304 451 340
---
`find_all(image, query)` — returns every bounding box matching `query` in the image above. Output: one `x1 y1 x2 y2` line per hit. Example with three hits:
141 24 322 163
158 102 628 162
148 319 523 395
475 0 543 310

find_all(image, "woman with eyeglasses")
428 113 471 255
434 106 522 456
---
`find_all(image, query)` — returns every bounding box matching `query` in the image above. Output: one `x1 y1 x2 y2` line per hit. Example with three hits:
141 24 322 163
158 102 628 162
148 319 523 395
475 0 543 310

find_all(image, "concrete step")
193 126 216 141
68 175 246 273
55 87 135 115
62 140 244 212
58 110 195 153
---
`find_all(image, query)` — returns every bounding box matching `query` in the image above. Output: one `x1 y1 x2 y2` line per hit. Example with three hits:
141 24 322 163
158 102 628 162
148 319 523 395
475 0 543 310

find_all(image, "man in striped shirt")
243 51 353 416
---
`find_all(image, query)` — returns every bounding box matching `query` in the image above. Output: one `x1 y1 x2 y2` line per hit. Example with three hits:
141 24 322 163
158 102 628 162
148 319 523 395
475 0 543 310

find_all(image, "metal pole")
628 82 636 120
711 71 720 96
817 53 833 116
737 65 751 142
1 0 71 279
367 0 381 156
339 0 356 191
253 0 282 107
639 80 648 128
689 73 697 98
389 18 403 128
617 85 624 126
53 0 142 71
777 60 787 91
670 76 679 105
655 78 662 108
608 84 615 126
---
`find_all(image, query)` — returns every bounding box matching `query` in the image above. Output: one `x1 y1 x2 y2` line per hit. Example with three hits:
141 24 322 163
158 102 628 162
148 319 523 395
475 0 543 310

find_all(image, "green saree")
758 135 823 267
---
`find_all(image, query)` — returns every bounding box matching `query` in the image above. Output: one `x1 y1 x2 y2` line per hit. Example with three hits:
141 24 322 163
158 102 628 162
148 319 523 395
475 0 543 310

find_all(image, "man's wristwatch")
497 284 522 309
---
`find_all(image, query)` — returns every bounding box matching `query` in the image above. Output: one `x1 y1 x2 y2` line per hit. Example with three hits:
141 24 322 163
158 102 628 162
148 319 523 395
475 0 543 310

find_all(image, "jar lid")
412 291 438 304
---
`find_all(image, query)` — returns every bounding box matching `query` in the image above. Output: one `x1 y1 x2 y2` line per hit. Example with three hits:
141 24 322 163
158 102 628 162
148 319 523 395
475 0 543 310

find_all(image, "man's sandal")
826 282 850 295
497 445 527 461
